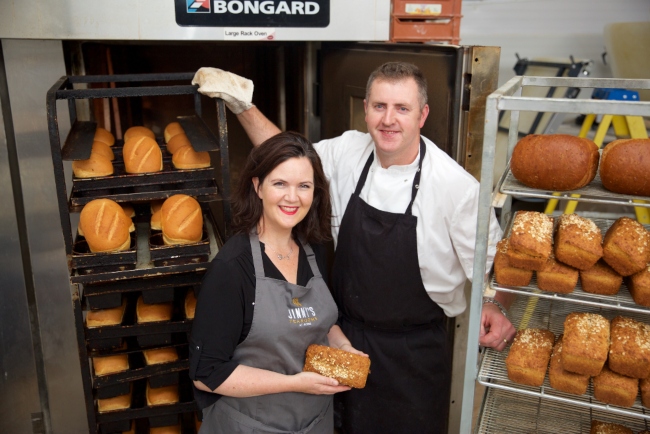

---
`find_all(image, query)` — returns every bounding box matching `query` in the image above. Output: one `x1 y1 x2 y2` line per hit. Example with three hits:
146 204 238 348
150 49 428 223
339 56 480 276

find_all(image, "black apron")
331 138 451 434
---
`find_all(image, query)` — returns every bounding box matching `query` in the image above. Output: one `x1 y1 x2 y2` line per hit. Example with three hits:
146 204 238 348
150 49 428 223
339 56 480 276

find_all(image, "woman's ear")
252 177 261 198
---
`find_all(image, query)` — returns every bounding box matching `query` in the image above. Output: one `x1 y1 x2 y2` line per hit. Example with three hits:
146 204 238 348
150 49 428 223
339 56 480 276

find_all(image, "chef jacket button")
196 346 200 349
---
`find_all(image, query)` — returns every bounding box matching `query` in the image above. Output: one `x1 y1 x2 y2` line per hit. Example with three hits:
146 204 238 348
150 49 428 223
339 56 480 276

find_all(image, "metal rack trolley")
461 76 650 433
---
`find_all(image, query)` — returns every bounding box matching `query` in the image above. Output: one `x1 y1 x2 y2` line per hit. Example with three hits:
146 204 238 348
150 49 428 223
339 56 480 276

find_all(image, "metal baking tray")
478 296 650 420
71 232 137 274
493 213 650 315
149 225 210 267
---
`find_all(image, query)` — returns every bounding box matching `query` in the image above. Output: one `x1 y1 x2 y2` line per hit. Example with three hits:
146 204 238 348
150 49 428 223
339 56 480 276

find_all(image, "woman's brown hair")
231 131 332 244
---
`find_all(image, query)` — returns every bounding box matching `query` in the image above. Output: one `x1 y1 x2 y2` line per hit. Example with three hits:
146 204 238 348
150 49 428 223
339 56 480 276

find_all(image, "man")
192 62 514 433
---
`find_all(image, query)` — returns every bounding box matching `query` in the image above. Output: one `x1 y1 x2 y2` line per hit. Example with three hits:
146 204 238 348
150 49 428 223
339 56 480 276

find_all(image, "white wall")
459 0 650 86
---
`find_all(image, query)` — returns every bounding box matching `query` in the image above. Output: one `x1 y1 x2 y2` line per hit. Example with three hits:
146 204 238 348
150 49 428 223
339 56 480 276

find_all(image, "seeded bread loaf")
608 316 650 379
593 364 639 408
510 134 599 191
562 312 610 376
505 328 555 387
640 377 650 407
506 211 554 271
548 335 589 395
627 266 650 307
554 214 603 270
303 344 370 388
536 254 579 294
600 138 650 197
590 420 634 434
580 260 622 296
602 217 650 277
493 238 533 287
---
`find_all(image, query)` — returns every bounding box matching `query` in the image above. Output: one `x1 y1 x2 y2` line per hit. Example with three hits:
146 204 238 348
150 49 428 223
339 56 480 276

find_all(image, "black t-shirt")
189 233 328 410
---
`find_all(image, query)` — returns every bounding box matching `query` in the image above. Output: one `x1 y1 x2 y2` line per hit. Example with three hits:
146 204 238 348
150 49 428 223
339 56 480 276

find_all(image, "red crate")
392 0 461 18
390 15 461 44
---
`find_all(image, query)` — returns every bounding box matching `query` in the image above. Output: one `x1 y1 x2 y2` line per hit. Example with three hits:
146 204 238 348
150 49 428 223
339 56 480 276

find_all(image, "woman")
189 131 364 434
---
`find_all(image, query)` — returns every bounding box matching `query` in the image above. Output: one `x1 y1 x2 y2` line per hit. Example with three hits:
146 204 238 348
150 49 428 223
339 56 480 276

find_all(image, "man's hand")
192 67 254 114
479 302 516 351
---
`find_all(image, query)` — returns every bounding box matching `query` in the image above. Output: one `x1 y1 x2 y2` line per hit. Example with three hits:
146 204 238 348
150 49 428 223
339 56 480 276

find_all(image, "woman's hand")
338 342 369 358
291 371 351 395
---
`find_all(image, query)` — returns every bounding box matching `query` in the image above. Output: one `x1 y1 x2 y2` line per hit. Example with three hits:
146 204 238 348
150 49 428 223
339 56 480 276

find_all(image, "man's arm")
236 106 282 147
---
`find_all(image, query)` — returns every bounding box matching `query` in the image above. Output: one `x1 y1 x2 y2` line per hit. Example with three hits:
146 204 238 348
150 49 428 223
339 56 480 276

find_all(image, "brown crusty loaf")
562 312 610 376
97 387 132 412
124 126 155 142
123 136 163 174
86 300 127 328
94 127 115 147
161 194 203 245
600 138 650 197
93 353 129 376
166 133 192 155
185 289 197 320
506 211 554 271
590 420 634 434
536 254 579 294
593 364 639 407
303 344 371 388
641 376 650 407
172 145 211 169
78 199 132 253
510 134 599 191
554 214 603 270
72 154 114 178
136 296 173 324
580 260 622 296
146 382 179 406
493 238 533 287
548 335 589 395
627 265 650 307
164 122 185 143
602 217 650 276
608 316 650 379
505 328 555 387
150 425 181 434
143 347 178 365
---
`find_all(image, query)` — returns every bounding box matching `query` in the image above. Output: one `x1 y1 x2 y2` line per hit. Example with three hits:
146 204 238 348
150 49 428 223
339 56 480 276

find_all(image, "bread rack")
462 76 650 433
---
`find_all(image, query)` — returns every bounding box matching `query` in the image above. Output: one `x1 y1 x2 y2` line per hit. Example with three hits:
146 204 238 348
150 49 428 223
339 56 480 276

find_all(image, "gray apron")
199 232 339 434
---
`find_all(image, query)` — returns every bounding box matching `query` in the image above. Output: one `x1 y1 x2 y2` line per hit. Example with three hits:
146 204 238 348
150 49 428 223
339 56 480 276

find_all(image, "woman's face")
253 157 315 234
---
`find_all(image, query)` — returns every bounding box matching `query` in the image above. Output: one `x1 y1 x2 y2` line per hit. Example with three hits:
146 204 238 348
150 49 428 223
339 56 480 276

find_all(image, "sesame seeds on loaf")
608 316 650 379
505 328 555 387
561 312 610 376
506 211 554 271
303 344 370 388
554 214 603 270
590 420 634 434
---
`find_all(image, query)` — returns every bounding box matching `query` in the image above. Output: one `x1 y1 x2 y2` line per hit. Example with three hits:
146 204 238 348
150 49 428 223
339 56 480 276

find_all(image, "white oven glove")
192 67 254 114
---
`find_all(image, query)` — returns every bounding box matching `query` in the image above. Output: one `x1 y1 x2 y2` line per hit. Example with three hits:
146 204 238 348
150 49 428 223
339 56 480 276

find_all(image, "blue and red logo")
187 0 211 13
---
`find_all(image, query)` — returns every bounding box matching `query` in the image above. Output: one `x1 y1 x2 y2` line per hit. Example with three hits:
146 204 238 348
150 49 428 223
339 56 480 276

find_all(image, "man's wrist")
483 297 508 318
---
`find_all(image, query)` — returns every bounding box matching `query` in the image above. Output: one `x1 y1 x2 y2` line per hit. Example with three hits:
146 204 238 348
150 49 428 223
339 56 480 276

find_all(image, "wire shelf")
478 296 650 420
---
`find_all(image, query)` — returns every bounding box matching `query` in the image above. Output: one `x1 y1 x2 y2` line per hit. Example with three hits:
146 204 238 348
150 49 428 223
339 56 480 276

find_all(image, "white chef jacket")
314 131 503 317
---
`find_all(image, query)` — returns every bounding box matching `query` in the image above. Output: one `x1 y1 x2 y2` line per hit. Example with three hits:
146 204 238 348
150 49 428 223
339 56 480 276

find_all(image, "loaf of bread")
78 199 132 252
303 344 370 388
93 353 129 376
72 154 114 178
136 296 173 324
94 127 115 147
562 312 610 376
86 300 127 328
124 126 155 142
505 328 555 386
161 194 203 245
97 387 131 412
548 335 589 395
602 217 650 276
608 316 650 379
510 134 599 191
641 377 650 408
143 347 178 365
593 364 639 407
172 145 211 169
536 254 579 294
185 289 197 319
627 266 650 307
493 238 533 286
590 420 634 434
164 122 185 143
166 133 192 155
90 140 115 161
506 211 554 271
123 136 163 174
120 203 135 219
146 382 179 406
600 138 650 197
150 424 181 434
554 214 603 270
580 260 622 295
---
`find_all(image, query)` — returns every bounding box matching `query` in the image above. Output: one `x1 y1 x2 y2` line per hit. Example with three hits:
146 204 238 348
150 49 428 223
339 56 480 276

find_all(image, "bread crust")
94 127 115 147
548 335 589 395
602 217 650 276
627 265 650 307
561 312 609 376
97 387 132 412
72 154 114 178
506 211 554 271
554 214 603 270
641 377 650 408
150 424 181 434
78 199 132 253
123 136 163 174
164 122 185 143
143 347 178 365
172 145 211 169
185 289 197 319
536 254 579 294
93 353 129 376
579 260 622 295
590 420 634 434
146 382 179 406
593 364 638 408
510 134 599 191
161 194 203 245
303 344 371 388
136 296 173 324
124 126 155 142
600 138 650 196
505 328 555 387
86 300 127 328
608 316 650 379
91 140 115 161
166 133 192 155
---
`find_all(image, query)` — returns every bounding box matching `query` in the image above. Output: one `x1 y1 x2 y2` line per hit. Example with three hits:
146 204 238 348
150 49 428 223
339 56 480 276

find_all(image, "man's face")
364 77 429 168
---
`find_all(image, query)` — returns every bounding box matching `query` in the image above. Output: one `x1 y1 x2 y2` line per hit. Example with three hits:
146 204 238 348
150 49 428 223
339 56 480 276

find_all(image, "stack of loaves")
163 122 211 170
153 194 204 246
72 127 116 178
495 211 650 304
78 198 135 253
506 313 650 409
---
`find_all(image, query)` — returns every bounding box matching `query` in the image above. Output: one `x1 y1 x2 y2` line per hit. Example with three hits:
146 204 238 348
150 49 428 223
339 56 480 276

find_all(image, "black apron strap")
405 137 426 216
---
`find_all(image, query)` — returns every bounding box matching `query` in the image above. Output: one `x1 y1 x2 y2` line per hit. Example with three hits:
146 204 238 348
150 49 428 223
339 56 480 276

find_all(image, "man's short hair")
366 62 428 109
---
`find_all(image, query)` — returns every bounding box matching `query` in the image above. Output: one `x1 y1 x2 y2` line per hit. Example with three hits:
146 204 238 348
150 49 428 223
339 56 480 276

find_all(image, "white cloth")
314 131 503 317
192 67 254 114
